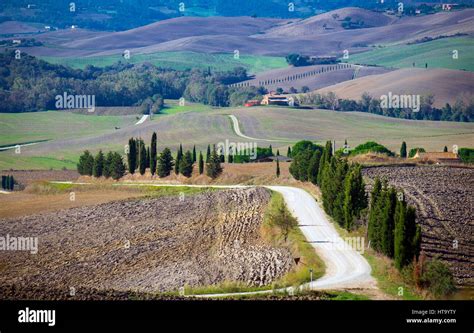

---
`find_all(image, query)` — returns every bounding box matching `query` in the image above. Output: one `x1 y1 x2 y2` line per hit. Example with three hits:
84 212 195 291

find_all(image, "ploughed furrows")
0 187 294 299
363 166 474 285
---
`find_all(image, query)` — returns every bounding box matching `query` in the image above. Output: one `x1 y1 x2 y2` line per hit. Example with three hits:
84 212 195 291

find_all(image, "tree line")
0 51 257 112
77 150 126 180
1 175 15 191
296 91 473 122
289 139 421 271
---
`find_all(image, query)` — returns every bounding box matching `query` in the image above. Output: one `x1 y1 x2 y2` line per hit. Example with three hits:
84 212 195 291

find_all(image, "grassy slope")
346 37 474 71
40 51 288 74
0 111 136 146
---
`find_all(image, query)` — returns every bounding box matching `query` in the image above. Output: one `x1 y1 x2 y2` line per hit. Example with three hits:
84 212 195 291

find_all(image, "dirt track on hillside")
0 187 294 300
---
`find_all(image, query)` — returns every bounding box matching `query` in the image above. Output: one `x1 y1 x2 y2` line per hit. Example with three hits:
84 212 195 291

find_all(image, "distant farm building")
413 151 461 164
261 94 293 106
244 100 260 107
440 4 458 11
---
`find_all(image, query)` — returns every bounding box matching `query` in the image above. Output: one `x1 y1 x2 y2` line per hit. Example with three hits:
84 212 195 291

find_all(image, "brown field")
239 64 390 92
316 68 474 108
363 165 474 285
14 8 474 57
0 187 296 300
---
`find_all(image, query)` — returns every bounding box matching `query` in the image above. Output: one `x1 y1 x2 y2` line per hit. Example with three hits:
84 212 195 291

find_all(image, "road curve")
228 115 286 142
51 182 375 295
268 186 374 290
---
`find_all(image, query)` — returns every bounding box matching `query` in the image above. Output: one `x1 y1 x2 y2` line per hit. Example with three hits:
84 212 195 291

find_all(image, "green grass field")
0 111 136 146
40 51 288 74
346 37 474 71
2 104 474 170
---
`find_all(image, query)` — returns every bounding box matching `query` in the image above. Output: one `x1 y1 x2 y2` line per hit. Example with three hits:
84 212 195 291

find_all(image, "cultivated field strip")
363 166 474 285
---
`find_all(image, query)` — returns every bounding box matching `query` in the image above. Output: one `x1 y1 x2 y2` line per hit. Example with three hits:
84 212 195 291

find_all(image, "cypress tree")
179 151 194 177
127 138 137 174
228 154 234 163
93 150 105 178
77 150 94 176
307 150 321 185
287 146 292 157
198 151 204 174
146 147 150 169
111 152 126 180
220 153 225 163
1 175 6 190
206 144 211 162
150 132 157 175
331 159 349 226
192 145 196 162
104 151 114 178
206 147 223 179
9 175 14 190
400 141 407 158
321 157 337 215
380 187 397 257
394 197 408 270
175 144 183 174
158 148 174 177
5 175 10 190
368 177 383 251
443 146 448 152
343 165 367 230
276 159 280 177
139 142 147 175
317 141 332 186
276 149 280 156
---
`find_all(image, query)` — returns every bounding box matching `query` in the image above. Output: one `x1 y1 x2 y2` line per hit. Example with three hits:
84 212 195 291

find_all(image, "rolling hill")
316 68 474 107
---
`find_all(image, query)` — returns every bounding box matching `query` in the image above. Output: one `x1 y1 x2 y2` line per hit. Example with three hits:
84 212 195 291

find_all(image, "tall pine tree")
198 151 204 174
127 138 137 174
400 141 407 158
157 148 174 177
93 150 105 177
139 141 147 175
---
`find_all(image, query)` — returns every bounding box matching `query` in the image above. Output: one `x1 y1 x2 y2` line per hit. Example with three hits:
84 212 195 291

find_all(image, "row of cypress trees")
77 150 126 180
1 175 15 191
368 178 422 270
126 136 222 179
289 139 422 271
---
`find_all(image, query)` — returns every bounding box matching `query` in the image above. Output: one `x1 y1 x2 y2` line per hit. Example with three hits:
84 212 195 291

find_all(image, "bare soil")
0 187 295 300
363 165 474 285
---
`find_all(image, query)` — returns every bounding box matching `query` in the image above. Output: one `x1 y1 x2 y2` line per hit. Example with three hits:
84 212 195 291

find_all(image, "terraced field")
363 166 474 285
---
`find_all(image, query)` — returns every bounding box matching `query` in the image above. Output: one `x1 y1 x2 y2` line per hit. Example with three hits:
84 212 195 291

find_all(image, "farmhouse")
261 93 292 106
413 151 461 164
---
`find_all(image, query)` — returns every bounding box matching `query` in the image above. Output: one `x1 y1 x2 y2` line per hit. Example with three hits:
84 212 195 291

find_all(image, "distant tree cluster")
297 92 474 122
0 51 252 112
77 150 126 180
1 175 15 191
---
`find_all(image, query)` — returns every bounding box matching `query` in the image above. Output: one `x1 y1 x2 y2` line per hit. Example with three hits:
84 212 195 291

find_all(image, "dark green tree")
394 197 408 270
287 146 292 157
380 187 397 257
110 152 126 180
368 177 383 251
93 150 105 177
443 146 448 152
400 141 407 158
276 159 280 177
77 150 94 176
206 147 223 179
158 148 174 178
175 144 183 174
127 138 137 174
139 142 147 175
343 164 367 230
104 151 114 178
317 141 333 186
179 151 194 177
192 145 197 162
307 150 321 185
198 151 204 174
150 132 157 175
